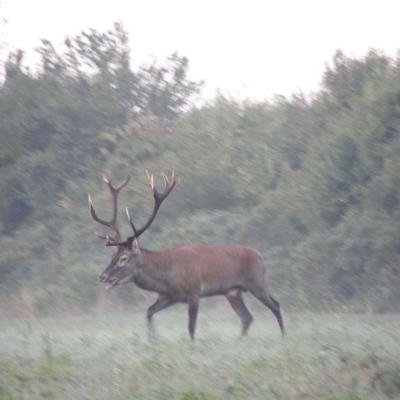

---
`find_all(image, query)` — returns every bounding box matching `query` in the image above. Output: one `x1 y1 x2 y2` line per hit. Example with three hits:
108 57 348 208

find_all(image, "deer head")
88 171 176 289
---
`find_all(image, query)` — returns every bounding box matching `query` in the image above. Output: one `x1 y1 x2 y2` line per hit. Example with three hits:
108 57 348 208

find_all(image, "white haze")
2 0 400 100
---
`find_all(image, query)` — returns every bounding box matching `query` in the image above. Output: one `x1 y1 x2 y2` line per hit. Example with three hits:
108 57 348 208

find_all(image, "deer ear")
132 238 141 254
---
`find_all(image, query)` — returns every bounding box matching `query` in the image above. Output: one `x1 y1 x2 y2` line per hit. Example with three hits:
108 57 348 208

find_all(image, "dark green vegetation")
0 23 400 316
0 311 399 399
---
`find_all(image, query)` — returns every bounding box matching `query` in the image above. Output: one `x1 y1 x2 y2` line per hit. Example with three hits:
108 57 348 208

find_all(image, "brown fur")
91 172 284 339
100 243 285 339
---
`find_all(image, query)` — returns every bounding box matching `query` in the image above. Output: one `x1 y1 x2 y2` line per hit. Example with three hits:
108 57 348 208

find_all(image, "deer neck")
131 249 173 293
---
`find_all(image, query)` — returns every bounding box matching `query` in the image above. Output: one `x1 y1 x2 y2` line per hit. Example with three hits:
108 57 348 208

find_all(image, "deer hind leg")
225 289 254 336
249 288 285 336
146 295 175 339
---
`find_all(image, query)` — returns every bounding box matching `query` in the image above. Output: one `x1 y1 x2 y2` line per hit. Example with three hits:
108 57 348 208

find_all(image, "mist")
0 12 400 400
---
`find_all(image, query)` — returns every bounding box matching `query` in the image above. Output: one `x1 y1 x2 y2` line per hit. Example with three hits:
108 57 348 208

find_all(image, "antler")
126 170 176 240
88 174 130 245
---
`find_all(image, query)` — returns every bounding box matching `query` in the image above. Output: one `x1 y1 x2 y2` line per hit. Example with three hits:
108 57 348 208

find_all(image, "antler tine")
148 170 176 197
102 174 131 193
98 169 177 246
124 170 176 241
156 170 176 198
126 207 138 236
88 194 112 228
116 176 130 191
94 232 107 239
146 169 155 191
102 172 111 184
161 171 170 187
88 174 131 244
94 232 114 244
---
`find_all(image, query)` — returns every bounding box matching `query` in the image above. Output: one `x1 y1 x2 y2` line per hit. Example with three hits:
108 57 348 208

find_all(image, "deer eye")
119 255 128 265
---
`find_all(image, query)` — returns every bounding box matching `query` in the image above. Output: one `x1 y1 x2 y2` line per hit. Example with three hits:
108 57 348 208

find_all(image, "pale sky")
2 0 400 100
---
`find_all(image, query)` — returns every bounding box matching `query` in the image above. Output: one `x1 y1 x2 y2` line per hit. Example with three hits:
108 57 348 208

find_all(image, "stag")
88 172 285 339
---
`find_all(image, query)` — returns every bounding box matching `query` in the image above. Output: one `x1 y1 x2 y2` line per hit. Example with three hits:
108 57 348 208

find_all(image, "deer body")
132 244 263 297
89 172 285 339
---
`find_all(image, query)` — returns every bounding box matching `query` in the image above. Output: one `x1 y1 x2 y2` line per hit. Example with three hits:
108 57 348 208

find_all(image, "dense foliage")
0 25 399 315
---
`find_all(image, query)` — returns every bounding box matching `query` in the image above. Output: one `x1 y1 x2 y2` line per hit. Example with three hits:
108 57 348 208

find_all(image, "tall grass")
0 305 399 399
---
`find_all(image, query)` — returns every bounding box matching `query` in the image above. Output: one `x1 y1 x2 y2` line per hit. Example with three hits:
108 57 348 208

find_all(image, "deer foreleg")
188 295 199 340
146 295 175 339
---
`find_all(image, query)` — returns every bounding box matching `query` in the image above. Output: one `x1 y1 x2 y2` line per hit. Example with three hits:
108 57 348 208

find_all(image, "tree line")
0 24 399 315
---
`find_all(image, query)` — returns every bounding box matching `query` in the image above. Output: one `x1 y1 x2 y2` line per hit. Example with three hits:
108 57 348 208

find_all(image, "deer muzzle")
99 272 119 289
99 272 108 282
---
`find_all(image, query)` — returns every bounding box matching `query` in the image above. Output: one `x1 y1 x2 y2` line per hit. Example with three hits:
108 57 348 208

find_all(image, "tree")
138 52 203 124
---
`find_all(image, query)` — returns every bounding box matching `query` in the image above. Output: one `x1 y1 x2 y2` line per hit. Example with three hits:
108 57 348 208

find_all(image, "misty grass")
0 308 399 400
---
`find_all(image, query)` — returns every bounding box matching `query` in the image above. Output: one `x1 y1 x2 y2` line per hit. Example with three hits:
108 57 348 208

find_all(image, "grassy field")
0 303 399 400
